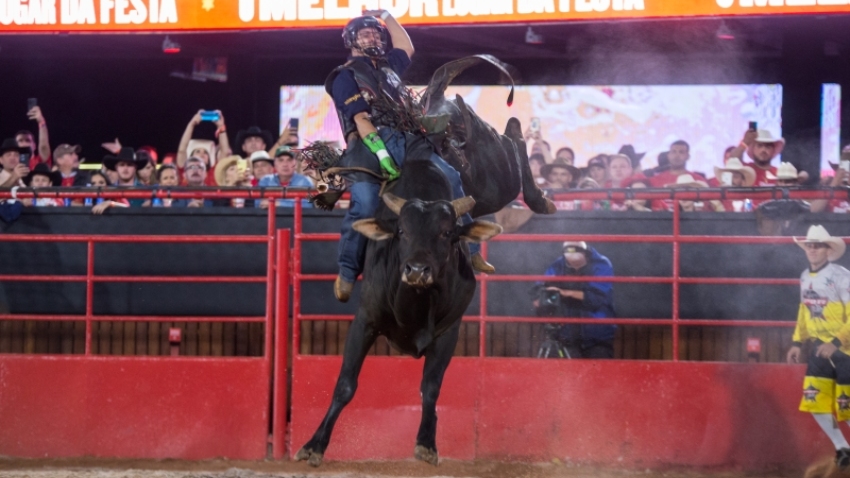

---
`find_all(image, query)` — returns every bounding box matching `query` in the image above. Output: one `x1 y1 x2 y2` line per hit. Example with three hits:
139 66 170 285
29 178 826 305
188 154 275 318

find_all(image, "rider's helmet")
342 16 387 58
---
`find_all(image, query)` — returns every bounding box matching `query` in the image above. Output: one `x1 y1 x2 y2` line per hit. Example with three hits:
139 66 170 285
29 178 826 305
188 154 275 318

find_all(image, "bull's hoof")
295 447 324 467
414 445 439 466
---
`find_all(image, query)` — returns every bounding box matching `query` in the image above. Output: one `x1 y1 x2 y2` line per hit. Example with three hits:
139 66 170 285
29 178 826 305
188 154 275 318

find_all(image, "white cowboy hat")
666 174 708 189
249 150 273 165
187 139 216 167
714 157 756 186
794 225 846 262
772 162 798 181
749 129 785 157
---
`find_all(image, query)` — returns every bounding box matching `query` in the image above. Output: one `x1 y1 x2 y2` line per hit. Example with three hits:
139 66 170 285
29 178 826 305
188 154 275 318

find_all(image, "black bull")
295 56 555 466
419 54 556 217
295 160 503 466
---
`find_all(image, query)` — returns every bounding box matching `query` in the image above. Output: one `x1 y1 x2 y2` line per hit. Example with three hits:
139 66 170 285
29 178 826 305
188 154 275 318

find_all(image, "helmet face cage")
343 16 388 57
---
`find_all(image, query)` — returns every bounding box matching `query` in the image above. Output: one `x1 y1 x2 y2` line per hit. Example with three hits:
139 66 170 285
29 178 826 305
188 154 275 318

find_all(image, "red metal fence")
0 186 847 468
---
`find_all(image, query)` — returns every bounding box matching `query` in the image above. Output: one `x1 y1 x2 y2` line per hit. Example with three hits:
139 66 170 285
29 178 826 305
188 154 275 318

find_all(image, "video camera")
531 284 561 317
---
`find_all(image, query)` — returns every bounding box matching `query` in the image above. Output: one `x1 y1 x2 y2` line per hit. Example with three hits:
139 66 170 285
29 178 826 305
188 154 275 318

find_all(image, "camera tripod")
537 337 571 359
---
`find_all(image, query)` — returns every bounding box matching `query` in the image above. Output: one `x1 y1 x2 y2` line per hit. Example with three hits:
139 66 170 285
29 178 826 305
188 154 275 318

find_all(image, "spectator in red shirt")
727 128 785 186
648 140 707 188
606 154 634 188
811 162 849 213
54 144 88 187
17 106 52 169
0 138 30 188
249 151 275 186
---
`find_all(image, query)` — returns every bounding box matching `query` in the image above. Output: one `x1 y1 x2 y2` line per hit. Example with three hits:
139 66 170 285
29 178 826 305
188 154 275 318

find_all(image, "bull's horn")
383 193 407 215
452 196 476 218
316 182 329 193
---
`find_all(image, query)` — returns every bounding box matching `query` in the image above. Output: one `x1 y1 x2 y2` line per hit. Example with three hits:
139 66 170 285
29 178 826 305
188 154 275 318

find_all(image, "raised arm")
177 111 203 168
365 9 414 58
214 110 232 160
28 106 51 163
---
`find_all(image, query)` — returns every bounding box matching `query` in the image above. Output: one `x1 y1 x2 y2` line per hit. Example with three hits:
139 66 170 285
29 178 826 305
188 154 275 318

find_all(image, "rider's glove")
363 132 400 181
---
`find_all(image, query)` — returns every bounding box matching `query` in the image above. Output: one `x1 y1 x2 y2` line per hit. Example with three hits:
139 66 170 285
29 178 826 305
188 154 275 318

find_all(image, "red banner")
1 0 849 33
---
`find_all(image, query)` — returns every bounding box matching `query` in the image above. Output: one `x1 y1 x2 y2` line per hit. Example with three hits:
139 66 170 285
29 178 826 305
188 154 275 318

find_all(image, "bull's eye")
398 228 404 236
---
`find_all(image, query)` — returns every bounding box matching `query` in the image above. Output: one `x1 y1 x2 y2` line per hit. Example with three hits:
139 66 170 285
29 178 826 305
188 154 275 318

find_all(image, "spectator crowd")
0 105 848 214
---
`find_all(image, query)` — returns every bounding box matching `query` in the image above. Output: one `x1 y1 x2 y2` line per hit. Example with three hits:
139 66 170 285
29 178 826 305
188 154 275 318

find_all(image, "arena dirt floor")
0 458 811 478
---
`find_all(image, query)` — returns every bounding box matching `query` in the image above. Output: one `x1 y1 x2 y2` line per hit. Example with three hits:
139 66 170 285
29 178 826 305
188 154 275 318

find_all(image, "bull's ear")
353 219 394 241
459 220 503 243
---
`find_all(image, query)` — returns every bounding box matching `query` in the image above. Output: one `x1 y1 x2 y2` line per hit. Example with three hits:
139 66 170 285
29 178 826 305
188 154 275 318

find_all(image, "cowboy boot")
470 252 495 274
334 275 354 303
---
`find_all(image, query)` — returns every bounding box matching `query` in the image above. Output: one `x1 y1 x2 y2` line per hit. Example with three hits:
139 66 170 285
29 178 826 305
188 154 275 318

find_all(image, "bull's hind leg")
295 310 377 467
414 322 461 466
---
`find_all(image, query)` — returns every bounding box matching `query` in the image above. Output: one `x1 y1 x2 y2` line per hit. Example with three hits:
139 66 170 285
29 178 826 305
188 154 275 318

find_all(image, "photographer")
533 241 616 359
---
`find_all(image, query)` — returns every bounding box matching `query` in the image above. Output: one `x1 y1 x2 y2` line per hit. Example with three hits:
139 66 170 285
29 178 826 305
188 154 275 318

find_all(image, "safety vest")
324 56 406 139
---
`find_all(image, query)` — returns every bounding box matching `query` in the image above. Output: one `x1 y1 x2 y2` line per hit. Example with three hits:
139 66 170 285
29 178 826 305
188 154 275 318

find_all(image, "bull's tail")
505 118 556 215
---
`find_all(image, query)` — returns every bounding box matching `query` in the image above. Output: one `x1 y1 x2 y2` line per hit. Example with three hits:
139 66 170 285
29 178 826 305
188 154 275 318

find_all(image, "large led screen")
822 83 841 176
280 84 783 177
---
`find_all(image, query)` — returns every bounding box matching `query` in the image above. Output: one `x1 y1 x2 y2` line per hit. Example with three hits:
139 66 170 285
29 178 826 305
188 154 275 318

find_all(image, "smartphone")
199 110 220 122
289 118 299 130
529 117 541 133
27 98 37 113
236 158 248 174
721 172 733 186
748 121 757 131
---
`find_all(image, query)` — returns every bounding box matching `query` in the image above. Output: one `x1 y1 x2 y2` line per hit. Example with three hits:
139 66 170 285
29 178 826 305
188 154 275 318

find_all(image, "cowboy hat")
214 155 243 186
249 150 274 166
794 225 846 262
666 174 708 188
749 129 785 157
618 144 646 169
540 158 580 182
0 138 29 156
235 126 273 155
714 157 756 186
771 162 798 181
187 139 216 167
23 163 62 187
102 147 147 171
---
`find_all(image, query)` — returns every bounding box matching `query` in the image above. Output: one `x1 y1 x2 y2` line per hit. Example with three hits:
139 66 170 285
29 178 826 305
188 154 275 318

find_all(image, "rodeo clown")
787 225 850 469
325 9 493 303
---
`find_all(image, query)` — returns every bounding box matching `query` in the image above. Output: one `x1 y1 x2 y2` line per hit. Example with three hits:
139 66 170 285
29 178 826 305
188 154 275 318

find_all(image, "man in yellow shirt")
787 225 850 469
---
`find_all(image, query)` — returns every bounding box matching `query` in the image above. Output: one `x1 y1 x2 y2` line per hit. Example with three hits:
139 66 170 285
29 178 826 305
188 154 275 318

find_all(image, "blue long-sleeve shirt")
541 247 617 344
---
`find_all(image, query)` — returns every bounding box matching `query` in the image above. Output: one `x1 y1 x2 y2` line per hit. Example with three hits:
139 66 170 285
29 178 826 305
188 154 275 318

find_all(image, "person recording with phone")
532 241 617 359
176 109 232 183
17 99 52 169
727 122 787 186
266 118 300 157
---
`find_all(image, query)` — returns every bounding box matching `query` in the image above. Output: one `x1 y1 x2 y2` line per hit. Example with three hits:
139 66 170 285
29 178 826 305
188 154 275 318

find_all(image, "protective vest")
324 57 406 139
792 262 850 349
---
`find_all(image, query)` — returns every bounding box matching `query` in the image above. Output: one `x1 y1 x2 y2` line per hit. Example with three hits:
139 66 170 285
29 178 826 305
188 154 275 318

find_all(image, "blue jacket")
256 173 314 208
541 247 616 346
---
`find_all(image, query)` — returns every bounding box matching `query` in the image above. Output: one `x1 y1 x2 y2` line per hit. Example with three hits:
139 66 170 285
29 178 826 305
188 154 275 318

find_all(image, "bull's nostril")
422 266 431 275
404 264 414 275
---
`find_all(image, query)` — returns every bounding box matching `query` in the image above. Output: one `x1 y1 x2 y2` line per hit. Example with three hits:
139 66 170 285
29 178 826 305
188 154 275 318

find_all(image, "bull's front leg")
295 310 377 467
414 321 461 466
